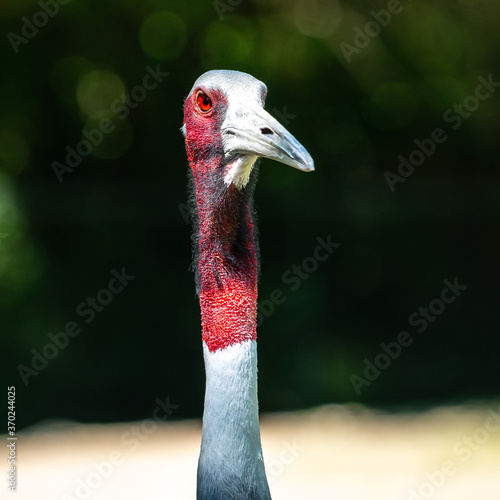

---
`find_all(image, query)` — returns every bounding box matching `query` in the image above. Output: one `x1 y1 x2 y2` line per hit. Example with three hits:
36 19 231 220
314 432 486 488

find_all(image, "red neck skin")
198 181 258 352
184 93 259 352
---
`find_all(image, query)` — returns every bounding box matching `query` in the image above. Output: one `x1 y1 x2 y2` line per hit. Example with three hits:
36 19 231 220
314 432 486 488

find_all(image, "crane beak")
221 104 315 173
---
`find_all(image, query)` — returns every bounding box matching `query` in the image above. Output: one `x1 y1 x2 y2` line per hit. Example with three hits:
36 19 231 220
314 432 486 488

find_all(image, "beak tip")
301 154 315 172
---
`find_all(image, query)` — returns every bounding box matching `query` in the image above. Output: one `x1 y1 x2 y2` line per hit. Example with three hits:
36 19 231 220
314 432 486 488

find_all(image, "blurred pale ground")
8 403 500 500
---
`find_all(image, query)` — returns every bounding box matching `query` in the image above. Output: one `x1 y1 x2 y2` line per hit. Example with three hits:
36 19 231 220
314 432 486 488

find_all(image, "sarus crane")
182 70 314 500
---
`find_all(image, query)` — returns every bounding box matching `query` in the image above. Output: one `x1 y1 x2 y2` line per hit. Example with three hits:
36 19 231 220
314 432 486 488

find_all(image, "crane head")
183 70 314 189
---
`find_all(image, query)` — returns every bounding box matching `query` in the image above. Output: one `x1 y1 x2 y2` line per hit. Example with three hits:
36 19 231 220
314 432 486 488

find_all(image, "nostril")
260 127 273 135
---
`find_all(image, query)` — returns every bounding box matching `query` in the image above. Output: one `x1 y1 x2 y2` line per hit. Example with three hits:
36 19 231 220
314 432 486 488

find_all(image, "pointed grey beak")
221 104 314 172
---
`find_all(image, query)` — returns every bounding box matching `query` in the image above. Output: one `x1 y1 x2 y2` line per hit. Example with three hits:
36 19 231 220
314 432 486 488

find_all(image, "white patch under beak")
223 155 258 189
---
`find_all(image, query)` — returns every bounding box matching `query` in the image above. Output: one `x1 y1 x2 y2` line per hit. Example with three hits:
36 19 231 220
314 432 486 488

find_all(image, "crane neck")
189 156 271 499
197 340 271 499
190 159 259 353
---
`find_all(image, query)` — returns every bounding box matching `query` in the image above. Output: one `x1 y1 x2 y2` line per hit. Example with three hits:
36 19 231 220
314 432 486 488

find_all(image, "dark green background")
1 0 499 429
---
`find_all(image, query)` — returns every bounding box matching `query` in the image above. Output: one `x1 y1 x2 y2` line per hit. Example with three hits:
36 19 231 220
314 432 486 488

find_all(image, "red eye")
197 92 212 113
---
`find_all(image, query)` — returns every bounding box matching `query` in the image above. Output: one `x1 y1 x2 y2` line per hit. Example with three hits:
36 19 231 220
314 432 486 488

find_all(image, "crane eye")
196 92 212 113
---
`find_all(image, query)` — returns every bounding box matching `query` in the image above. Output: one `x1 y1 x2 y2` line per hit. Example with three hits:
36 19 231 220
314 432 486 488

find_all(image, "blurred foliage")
0 0 499 429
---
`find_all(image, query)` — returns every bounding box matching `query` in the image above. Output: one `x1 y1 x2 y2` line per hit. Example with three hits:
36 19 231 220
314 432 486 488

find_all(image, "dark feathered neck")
188 159 259 352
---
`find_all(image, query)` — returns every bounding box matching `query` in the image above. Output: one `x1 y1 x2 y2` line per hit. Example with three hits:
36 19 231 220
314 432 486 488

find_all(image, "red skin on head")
184 87 258 352
184 87 226 176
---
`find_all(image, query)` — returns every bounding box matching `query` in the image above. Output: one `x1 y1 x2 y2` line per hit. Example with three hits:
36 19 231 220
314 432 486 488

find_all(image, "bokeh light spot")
395 3 463 75
203 20 254 67
76 70 126 117
139 11 187 60
0 175 43 299
293 0 342 38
